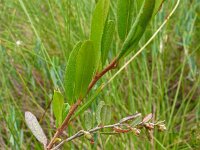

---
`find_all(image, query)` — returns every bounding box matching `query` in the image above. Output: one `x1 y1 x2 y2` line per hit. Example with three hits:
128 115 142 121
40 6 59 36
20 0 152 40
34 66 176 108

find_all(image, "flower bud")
158 124 166 132
132 128 141 136
145 123 154 130
84 131 93 140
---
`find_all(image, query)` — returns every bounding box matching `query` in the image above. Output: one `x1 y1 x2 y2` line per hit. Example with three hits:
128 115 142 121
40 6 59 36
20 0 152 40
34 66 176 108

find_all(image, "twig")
88 58 117 91
51 113 142 150
47 58 118 149
52 113 166 150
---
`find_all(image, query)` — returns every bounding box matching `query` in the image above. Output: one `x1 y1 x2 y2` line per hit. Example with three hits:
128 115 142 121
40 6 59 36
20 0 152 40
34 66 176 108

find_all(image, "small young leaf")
117 0 155 60
52 90 64 127
84 111 92 130
62 103 70 122
25 111 47 146
75 40 96 99
131 115 142 127
117 0 134 41
101 105 112 125
90 0 110 68
101 20 115 66
96 101 105 125
64 42 82 104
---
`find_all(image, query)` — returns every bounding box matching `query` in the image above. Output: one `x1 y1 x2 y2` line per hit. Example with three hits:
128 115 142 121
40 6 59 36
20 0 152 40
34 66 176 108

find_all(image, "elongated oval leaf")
25 111 47 146
84 111 92 130
96 101 105 124
52 90 64 127
117 0 155 60
101 20 115 66
64 42 82 104
117 0 134 41
90 0 110 69
101 105 112 125
75 40 96 99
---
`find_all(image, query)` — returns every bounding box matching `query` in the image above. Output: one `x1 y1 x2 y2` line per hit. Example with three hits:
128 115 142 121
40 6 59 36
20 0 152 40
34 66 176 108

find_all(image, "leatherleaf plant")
24 0 176 149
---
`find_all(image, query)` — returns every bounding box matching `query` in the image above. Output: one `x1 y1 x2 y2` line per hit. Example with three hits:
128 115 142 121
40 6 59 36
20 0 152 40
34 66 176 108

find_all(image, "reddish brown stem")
47 99 82 149
88 58 117 91
47 58 118 149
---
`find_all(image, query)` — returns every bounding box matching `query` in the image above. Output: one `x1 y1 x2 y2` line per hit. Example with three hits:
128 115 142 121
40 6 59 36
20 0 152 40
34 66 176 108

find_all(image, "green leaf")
62 103 70 122
96 101 105 125
101 20 115 66
52 90 64 127
131 115 142 127
117 0 134 41
153 0 165 16
75 40 96 99
64 42 82 104
90 0 110 69
95 101 111 125
117 0 155 60
84 111 92 130
101 105 112 125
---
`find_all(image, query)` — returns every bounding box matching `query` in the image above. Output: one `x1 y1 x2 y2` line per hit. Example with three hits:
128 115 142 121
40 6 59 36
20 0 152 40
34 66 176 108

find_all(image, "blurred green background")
0 0 200 149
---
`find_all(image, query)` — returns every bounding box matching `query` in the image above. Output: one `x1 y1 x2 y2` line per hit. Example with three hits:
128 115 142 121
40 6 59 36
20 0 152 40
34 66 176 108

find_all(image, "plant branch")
51 113 166 150
47 0 180 147
51 113 141 150
88 58 117 91
47 58 118 149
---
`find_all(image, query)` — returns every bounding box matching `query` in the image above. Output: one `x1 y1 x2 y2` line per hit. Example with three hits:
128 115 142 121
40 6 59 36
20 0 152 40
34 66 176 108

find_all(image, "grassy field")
0 0 200 149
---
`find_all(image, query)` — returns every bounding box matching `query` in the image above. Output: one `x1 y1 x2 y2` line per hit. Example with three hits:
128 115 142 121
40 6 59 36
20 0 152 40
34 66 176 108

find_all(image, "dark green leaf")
64 42 82 104
75 40 96 99
90 0 110 69
117 0 134 41
52 90 64 127
101 20 115 66
117 0 155 60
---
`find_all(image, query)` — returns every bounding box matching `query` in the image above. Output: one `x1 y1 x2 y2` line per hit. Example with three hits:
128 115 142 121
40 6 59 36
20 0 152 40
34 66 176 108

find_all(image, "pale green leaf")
84 111 92 130
131 115 142 127
90 0 110 69
52 90 64 127
96 101 105 125
64 42 82 104
101 105 112 125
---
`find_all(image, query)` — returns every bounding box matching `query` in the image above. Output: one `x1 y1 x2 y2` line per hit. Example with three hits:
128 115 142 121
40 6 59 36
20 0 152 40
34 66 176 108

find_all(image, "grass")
0 0 200 149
